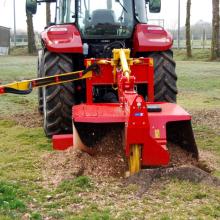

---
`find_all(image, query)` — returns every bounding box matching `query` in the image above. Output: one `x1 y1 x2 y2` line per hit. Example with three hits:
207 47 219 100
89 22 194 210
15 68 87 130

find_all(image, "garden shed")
0 26 10 55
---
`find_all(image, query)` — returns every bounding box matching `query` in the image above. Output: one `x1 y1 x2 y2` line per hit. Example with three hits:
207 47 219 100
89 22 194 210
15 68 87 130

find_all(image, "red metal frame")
85 58 155 104
52 56 194 167
72 102 191 166
68 58 188 167
53 134 73 150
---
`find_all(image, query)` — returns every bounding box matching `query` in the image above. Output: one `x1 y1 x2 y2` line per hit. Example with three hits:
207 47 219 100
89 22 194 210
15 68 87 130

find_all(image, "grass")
0 55 220 219
57 176 92 193
177 61 220 109
173 48 211 61
9 47 35 56
0 181 26 216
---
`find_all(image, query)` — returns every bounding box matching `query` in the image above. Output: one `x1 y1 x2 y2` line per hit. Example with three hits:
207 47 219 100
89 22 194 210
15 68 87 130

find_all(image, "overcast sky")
0 0 213 32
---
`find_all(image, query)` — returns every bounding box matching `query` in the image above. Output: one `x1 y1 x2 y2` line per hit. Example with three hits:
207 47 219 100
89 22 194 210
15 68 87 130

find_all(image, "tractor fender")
133 24 173 53
41 24 83 53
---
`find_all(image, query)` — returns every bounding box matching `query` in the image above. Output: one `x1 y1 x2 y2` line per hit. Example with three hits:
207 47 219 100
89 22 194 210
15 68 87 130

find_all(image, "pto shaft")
119 49 131 79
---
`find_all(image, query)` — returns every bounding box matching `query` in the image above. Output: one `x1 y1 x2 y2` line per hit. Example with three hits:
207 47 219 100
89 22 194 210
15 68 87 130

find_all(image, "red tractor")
15 0 198 174
27 0 177 136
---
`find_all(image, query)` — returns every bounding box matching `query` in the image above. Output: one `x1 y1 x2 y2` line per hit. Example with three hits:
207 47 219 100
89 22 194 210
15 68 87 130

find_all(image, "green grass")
9 47 30 56
177 61 220 109
173 49 211 61
0 56 36 81
57 176 92 193
0 55 220 219
0 181 26 217
176 60 220 158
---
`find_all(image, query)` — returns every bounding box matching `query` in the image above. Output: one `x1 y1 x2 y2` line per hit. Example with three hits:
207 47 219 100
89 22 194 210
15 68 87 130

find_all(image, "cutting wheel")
129 144 141 174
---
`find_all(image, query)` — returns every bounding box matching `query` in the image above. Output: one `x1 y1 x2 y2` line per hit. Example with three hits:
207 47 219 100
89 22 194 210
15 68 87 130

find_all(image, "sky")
0 0 213 32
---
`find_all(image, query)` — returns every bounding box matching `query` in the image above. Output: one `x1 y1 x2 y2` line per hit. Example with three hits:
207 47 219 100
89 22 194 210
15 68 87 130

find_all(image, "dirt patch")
0 111 42 128
199 150 220 172
42 139 196 187
41 124 218 189
190 109 220 132
124 166 220 196
167 143 214 173
42 127 128 187
124 145 219 195
43 128 217 190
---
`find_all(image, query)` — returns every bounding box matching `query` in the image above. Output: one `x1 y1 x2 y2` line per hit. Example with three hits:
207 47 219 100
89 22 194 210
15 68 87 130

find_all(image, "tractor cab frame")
56 0 148 40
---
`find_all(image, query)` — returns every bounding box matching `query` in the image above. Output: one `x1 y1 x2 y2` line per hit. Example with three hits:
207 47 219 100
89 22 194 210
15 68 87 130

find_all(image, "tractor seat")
91 9 116 25
85 9 118 36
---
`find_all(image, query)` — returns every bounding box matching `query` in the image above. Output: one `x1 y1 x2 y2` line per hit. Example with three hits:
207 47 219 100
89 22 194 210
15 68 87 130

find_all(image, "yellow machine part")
129 144 141 175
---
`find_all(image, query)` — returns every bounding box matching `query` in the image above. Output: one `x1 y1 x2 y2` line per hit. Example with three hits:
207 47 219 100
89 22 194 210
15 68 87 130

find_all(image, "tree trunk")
46 3 51 26
26 13 37 54
185 0 192 58
211 0 220 60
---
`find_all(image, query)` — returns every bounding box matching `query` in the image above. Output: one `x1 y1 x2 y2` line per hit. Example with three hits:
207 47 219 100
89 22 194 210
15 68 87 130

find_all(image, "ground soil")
41 107 220 189
42 128 219 189
42 126 128 187
0 110 42 128
199 150 220 172
190 108 220 132
124 166 220 196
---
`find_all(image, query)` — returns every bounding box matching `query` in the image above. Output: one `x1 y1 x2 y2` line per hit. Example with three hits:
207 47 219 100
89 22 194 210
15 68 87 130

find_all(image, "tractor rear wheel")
42 52 75 137
149 50 177 103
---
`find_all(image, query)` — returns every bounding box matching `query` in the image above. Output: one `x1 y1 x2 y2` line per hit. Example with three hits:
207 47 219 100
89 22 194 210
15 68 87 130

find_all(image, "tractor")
27 0 177 137
0 0 198 174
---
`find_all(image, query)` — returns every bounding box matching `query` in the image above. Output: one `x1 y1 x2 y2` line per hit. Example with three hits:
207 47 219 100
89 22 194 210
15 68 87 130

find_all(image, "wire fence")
172 39 212 49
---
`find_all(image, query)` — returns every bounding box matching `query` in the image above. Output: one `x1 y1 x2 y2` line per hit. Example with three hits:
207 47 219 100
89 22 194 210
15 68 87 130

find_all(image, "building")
11 33 28 47
0 26 10 55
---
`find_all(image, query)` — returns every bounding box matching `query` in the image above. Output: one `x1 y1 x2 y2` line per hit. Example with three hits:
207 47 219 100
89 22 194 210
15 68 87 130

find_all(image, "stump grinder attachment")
0 49 198 175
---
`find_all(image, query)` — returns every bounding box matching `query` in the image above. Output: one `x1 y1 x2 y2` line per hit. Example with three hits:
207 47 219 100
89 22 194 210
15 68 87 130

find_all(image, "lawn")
0 55 220 220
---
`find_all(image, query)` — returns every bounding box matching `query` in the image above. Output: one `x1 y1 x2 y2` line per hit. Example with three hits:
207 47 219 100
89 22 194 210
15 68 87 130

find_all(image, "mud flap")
166 120 199 159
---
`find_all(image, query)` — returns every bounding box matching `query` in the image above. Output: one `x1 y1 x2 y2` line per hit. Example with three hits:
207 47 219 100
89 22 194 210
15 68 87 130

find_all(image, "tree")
26 12 37 54
211 0 220 59
46 2 51 26
185 0 192 57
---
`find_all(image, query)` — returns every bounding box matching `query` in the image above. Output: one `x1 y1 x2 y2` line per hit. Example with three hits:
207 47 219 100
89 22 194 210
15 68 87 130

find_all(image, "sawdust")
168 143 198 167
42 126 128 187
42 131 216 188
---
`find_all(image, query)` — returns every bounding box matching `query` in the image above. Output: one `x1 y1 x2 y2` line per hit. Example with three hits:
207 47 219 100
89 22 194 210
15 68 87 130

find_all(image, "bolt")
137 102 141 108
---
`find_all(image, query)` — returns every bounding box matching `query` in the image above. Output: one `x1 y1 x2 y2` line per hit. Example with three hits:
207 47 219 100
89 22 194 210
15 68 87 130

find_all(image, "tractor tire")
149 50 178 103
42 52 75 137
37 50 44 115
